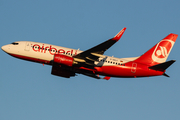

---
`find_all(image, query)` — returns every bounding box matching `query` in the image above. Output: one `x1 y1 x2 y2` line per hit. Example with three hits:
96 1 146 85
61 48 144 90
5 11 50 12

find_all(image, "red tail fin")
134 33 178 66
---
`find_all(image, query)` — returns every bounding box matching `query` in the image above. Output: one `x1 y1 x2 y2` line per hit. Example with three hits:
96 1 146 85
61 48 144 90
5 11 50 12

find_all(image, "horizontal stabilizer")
149 60 176 71
163 73 170 77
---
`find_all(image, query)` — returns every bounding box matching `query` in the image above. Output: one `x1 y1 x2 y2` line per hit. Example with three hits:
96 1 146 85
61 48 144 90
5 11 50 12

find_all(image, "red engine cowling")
53 54 74 66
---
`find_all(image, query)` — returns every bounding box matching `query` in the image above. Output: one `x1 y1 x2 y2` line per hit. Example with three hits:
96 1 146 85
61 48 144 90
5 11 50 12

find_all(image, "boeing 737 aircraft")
1 28 178 80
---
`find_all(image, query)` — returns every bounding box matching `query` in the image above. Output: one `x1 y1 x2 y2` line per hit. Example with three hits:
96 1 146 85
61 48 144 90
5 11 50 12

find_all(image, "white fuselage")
2 41 139 66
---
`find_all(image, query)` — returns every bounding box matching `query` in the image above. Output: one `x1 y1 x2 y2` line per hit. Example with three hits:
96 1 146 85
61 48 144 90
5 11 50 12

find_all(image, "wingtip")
113 27 126 41
103 76 111 80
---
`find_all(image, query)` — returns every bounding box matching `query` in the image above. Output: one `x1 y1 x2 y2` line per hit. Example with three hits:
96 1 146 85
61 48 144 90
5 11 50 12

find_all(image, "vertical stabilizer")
134 33 178 66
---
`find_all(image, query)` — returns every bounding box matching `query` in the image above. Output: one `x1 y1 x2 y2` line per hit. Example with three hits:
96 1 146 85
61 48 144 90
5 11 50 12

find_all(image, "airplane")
1 28 178 80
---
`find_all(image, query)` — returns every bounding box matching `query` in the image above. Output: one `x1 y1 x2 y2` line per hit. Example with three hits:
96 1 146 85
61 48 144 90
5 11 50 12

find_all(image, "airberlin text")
31 44 77 55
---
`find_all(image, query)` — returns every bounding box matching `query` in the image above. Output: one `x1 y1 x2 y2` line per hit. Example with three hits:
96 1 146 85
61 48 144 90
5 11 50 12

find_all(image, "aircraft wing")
73 27 126 66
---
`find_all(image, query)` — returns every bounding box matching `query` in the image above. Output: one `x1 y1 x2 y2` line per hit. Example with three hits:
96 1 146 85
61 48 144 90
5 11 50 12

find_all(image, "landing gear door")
25 42 31 51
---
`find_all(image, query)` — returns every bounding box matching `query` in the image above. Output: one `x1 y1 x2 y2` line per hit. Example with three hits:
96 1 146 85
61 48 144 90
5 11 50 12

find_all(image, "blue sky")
1 0 180 120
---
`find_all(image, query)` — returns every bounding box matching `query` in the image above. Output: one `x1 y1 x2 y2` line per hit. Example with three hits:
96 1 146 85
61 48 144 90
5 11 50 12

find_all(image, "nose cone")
1 45 9 53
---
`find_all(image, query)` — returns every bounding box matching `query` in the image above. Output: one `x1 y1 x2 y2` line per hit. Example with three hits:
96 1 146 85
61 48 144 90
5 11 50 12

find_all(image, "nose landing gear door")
25 42 31 51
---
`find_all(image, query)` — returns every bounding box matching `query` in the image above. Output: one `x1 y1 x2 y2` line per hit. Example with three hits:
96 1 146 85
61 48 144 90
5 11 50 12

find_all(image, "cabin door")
25 42 30 51
131 62 137 73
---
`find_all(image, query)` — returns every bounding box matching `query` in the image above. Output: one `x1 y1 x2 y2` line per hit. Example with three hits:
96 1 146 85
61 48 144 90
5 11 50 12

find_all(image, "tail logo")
155 46 167 58
152 39 174 63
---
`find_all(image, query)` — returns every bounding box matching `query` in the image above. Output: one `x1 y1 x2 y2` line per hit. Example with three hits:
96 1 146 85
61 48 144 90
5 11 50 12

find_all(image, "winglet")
103 76 111 80
112 27 126 41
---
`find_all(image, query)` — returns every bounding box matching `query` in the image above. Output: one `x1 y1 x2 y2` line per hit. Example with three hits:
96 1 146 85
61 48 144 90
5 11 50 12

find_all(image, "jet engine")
53 54 74 66
51 54 76 78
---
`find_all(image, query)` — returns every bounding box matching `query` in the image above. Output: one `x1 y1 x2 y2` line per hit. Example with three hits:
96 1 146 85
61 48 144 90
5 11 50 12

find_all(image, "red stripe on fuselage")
9 53 51 65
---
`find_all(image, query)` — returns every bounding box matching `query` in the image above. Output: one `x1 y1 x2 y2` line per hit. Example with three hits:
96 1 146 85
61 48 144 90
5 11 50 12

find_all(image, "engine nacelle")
53 54 74 66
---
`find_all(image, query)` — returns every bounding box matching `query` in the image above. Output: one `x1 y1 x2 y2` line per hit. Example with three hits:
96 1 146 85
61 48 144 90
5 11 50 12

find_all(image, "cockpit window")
11 42 19 45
